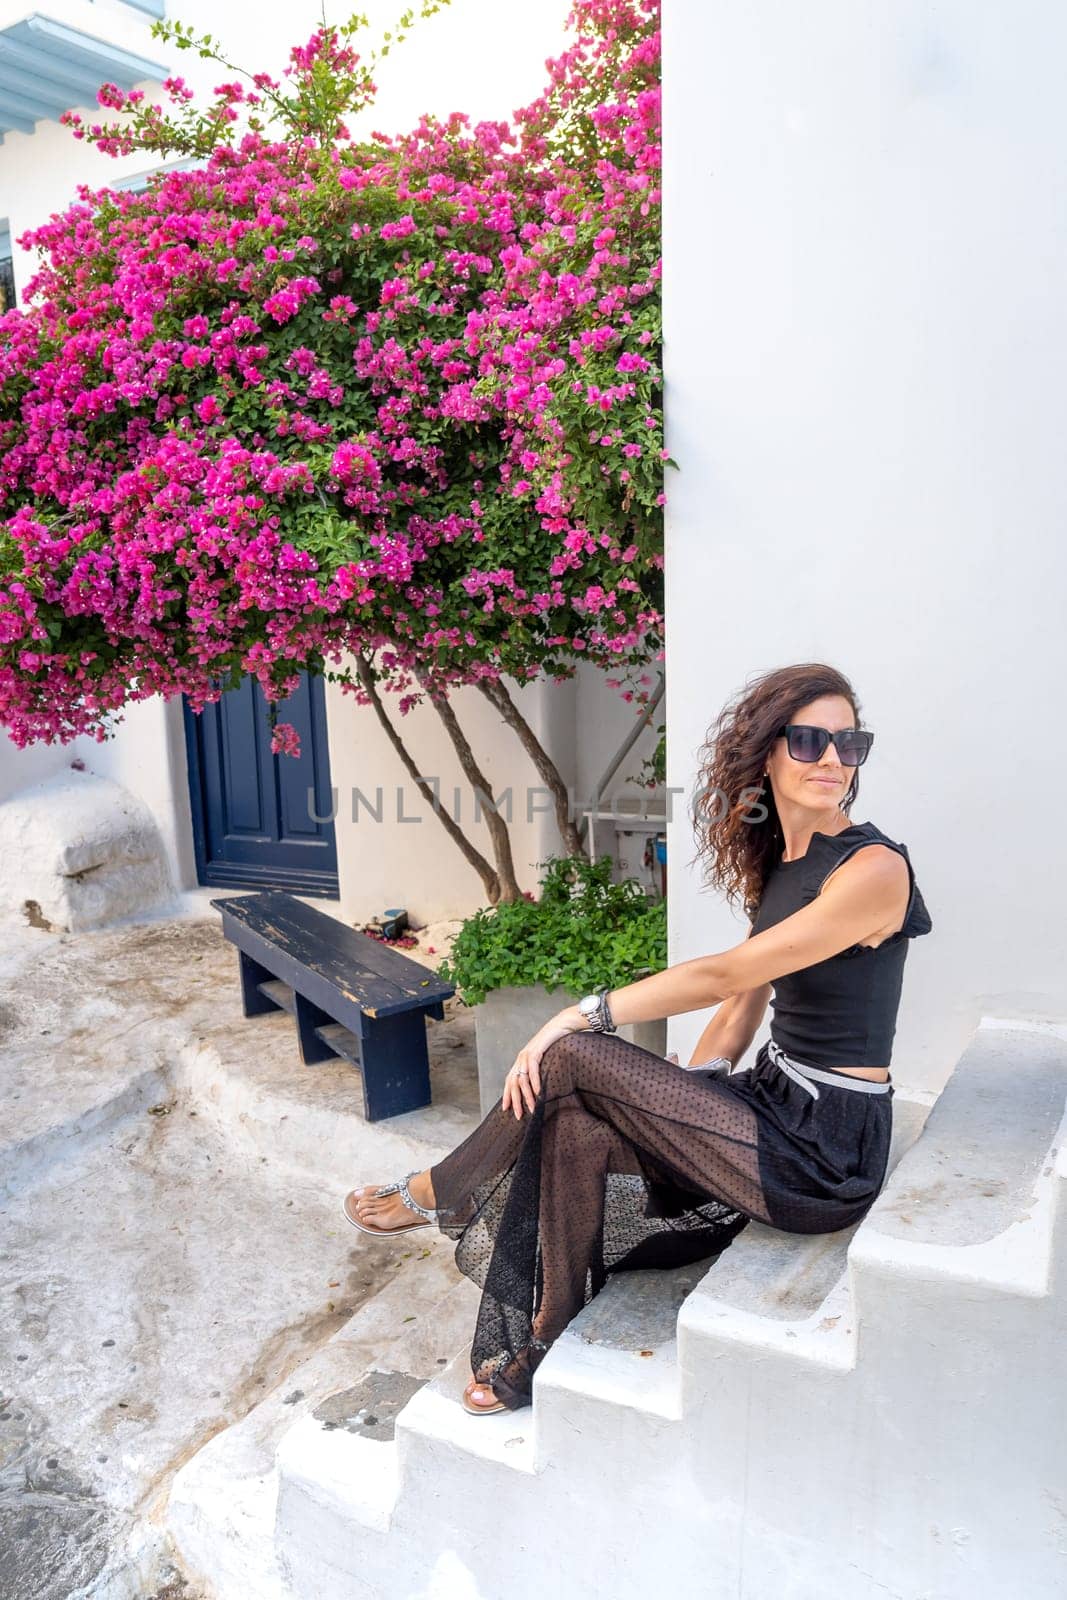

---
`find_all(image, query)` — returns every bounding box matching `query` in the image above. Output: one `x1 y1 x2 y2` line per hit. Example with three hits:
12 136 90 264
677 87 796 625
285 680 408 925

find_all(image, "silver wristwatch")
578 988 616 1033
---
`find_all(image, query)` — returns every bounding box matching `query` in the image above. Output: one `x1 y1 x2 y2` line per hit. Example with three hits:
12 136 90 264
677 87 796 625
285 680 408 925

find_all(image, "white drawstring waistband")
766 1038 891 1100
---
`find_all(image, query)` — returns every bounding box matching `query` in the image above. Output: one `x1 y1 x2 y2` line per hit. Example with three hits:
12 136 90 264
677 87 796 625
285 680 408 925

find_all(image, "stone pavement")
0 901 483 1598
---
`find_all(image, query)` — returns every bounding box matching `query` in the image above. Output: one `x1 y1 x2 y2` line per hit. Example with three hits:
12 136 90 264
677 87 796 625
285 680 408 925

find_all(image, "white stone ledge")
679 1267 858 1372
852 1018 1067 1298
0 770 173 931
276 1413 400 1536
394 1349 539 1474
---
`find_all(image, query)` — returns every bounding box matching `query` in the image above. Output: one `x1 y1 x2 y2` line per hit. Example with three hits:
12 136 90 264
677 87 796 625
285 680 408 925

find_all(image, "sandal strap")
399 1171 437 1220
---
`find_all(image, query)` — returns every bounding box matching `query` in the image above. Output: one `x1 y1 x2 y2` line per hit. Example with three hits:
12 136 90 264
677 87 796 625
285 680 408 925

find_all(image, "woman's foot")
350 1168 436 1230
464 1375 507 1413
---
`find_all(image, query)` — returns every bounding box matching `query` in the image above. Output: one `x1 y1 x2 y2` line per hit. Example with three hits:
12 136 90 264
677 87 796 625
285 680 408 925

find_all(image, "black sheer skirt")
429 1030 893 1411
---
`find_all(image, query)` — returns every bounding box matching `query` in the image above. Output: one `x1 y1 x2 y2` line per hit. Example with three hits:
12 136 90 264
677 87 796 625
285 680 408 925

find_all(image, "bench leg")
360 1012 432 1121
294 992 339 1066
238 951 282 1017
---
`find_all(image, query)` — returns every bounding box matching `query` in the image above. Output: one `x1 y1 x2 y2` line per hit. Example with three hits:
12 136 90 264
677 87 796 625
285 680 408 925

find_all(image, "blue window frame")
0 222 14 313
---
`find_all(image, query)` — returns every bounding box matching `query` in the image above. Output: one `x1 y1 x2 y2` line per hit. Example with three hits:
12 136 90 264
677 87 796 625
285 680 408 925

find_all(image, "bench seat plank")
212 891 452 1018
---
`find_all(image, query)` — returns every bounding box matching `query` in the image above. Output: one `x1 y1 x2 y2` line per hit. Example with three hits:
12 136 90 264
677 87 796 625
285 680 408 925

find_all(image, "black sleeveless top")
749 820 933 1069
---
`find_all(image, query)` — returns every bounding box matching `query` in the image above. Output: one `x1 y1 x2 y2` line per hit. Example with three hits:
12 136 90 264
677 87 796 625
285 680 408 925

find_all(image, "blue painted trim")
200 860 341 896
0 13 169 138
0 31 141 97
182 693 211 889
2 85 67 122
22 14 168 80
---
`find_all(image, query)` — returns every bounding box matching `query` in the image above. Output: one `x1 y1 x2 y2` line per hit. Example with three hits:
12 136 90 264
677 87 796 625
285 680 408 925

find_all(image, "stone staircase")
167 1019 1067 1600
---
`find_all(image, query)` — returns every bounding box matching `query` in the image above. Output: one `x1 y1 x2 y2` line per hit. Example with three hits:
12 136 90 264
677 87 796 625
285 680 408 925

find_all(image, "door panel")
184 671 339 896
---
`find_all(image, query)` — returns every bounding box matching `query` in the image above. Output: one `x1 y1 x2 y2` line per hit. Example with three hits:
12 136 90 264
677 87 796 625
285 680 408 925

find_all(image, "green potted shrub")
439 854 668 1116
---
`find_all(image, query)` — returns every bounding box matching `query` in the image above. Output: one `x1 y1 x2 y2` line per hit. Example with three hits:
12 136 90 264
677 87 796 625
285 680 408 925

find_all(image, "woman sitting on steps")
344 661 933 1415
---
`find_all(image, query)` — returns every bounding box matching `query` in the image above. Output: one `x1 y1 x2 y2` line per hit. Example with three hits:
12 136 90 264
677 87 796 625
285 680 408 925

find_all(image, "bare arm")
686 983 771 1067
684 919 768 1065
503 846 908 1118
569 845 910 1028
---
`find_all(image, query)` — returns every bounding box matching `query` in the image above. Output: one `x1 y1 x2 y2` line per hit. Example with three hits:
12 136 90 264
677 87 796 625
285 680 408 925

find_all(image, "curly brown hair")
688 662 867 924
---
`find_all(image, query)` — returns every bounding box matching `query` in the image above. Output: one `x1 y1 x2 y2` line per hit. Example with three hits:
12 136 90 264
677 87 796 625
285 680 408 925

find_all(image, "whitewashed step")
167 1259 481 1600
854 1019 1067 1291
272 1092 934 1593
678 1093 930 1389
530 1260 698 1473
182 1020 1067 1600
533 1095 930 1470
274 1345 543 1600
394 1346 538 1472
678 1021 1067 1600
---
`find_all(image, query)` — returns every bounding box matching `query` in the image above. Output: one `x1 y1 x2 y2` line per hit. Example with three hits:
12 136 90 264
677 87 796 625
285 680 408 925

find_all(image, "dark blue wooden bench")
210 890 455 1122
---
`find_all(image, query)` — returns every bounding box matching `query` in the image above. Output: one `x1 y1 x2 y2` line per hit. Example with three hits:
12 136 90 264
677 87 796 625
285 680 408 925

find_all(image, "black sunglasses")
776 724 874 767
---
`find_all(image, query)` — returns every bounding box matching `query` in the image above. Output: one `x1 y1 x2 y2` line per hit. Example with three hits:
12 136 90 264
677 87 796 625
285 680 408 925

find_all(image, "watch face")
579 997 602 1029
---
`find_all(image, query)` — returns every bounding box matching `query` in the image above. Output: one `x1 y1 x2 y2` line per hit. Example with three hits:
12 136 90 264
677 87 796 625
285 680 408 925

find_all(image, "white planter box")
473 983 667 1119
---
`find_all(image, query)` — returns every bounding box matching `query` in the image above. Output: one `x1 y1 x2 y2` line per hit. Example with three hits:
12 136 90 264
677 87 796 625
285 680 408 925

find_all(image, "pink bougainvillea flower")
0 0 665 749
269 721 301 757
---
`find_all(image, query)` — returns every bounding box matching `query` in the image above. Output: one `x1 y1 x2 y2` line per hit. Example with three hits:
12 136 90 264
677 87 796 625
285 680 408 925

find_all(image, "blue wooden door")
183 671 339 897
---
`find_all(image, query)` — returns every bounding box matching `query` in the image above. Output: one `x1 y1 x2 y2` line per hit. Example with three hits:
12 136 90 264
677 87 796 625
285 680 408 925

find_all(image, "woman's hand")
501 1011 584 1120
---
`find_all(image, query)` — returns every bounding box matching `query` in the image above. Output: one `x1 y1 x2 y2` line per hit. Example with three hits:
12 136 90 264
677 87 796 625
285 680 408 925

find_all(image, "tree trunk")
353 654 503 904
477 676 585 858
420 674 523 904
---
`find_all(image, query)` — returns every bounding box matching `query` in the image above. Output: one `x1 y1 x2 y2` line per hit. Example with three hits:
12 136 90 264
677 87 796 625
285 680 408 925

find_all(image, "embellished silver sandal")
342 1172 438 1235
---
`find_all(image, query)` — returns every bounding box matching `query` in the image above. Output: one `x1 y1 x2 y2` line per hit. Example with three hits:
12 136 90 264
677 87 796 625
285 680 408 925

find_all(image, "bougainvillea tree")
0 0 665 901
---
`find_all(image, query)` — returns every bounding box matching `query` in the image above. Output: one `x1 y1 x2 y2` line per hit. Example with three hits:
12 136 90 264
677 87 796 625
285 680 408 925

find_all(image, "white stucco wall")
0 738 72 802
663 0 1067 1094
70 699 198 893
